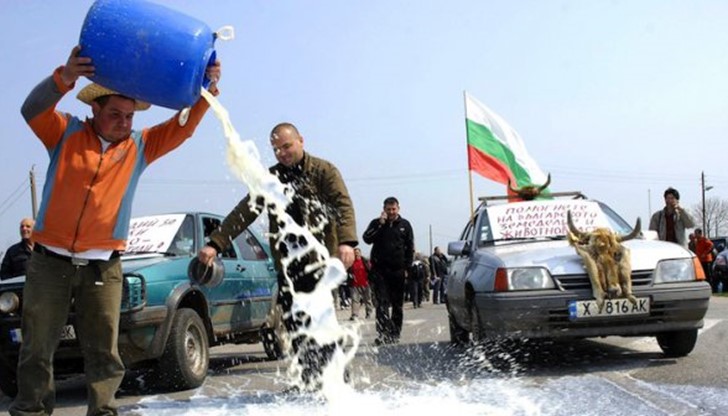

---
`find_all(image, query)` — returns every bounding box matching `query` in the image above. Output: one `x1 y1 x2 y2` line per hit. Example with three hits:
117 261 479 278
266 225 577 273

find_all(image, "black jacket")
362 215 414 271
430 253 449 277
0 241 32 280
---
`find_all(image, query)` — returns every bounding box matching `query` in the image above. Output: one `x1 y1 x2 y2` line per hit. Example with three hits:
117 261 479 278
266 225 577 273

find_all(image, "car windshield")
477 199 633 246
123 214 191 256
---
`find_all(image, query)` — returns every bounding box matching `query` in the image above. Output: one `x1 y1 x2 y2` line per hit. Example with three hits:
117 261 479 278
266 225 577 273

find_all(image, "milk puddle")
128 375 728 416
127 90 728 416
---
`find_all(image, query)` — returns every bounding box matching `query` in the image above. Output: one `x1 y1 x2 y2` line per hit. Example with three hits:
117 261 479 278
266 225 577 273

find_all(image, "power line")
23 166 728 196
0 187 29 218
0 178 29 213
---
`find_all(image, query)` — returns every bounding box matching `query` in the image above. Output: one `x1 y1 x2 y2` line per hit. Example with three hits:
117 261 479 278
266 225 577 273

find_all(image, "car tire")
469 303 486 344
448 311 470 345
656 329 698 357
156 308 209 390
0 359 18 397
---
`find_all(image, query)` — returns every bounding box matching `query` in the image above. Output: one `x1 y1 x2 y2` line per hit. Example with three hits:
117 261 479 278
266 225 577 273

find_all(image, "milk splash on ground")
125 93 728 416
199 89 360 401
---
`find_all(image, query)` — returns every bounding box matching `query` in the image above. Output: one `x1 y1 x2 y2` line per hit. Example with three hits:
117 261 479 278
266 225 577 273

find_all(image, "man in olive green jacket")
198 122 357 389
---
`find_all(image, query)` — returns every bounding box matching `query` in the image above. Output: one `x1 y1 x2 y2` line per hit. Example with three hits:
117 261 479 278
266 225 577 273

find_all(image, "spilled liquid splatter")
199 89 359 400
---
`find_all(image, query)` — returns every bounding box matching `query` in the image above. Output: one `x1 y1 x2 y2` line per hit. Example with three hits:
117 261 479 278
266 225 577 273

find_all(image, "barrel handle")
214 26 235 42
178 108 190 127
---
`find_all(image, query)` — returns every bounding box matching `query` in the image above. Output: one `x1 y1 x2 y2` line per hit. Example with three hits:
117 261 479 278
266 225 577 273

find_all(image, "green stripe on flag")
466 119 534 186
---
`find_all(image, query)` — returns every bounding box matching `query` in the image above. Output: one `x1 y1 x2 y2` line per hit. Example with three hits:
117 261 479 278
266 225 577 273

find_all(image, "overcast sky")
1 0 727 255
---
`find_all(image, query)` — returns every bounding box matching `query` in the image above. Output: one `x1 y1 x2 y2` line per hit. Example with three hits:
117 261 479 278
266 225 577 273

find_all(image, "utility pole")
701 171 706 235
428 224 433 255
29 166 38 219
647 188 651 221
701 171 714 236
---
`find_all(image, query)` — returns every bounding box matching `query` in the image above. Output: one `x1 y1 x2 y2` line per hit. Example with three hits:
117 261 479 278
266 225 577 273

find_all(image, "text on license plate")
9 325 76 344
569 297 650 320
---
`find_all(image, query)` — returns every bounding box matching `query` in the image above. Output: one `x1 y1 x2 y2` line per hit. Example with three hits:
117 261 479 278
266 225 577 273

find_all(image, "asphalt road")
2 296 728 415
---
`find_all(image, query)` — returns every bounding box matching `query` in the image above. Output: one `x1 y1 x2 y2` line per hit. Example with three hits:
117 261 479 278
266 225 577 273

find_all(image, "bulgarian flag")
465 92 550 191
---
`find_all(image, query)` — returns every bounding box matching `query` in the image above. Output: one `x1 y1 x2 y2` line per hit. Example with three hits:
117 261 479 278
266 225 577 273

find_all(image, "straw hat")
76 83 151 111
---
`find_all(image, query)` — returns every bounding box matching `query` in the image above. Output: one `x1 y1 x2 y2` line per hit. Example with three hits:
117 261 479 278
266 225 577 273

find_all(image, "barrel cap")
77 83 151 111
187 256 225 288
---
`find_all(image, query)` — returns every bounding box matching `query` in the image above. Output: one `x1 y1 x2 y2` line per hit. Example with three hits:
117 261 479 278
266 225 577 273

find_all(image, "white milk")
200 89 359 400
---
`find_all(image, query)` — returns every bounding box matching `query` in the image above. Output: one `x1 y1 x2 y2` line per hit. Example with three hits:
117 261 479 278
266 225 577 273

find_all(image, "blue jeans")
432 275 447 303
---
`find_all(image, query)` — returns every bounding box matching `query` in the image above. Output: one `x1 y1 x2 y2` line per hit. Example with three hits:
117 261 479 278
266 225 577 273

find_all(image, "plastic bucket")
78 0 216 110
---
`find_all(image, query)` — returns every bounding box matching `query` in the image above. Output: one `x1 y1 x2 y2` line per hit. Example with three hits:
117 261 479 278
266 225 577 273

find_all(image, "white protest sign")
487 200 609 239
125 214 186 253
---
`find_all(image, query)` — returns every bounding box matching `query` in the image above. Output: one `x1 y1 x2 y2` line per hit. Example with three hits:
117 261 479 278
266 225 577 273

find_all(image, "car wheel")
0 359 18 397
469 303 485 343
448 311 470 345
156 308 209 390
656 329 698 358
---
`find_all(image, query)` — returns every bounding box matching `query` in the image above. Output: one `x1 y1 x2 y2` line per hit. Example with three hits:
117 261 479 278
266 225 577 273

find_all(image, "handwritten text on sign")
125 214 186 254
488 200 609 239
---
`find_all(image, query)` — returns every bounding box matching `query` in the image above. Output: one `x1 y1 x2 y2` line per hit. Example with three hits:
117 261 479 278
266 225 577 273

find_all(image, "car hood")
482 239 692 274
121 254 183 274
0 275 26 286
0 255 185 287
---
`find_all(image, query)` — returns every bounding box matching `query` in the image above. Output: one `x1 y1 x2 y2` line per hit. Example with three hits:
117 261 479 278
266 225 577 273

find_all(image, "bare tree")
690 197 728 237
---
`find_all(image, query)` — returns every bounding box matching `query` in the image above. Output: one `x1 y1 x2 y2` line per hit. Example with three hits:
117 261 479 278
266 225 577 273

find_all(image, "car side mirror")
448 241 471 256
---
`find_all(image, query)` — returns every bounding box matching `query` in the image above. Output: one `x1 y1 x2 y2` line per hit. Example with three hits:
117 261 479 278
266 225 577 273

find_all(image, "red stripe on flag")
468 145 516 185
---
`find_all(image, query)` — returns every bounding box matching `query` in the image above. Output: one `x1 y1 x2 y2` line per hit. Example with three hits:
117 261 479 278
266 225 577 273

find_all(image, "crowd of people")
1 34 719 416
335 245 451 318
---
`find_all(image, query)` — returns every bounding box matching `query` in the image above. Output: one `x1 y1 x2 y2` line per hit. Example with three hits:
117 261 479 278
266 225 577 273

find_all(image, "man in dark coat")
429 246 450 304
363 196 414 345
0 218 34 280
197 122 357 390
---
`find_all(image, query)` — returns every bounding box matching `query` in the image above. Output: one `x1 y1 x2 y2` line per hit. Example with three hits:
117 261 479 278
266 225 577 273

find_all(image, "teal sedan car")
0 212 282 397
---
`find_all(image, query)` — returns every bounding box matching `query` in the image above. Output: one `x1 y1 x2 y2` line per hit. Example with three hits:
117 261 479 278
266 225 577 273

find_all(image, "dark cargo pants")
9 249 125 416
373 268 406 342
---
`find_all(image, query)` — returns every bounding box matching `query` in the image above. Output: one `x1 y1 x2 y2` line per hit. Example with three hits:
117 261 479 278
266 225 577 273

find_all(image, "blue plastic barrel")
78 0 216 110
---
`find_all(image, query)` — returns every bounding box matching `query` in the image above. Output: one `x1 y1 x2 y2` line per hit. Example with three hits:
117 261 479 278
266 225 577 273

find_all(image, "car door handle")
236 264 247 272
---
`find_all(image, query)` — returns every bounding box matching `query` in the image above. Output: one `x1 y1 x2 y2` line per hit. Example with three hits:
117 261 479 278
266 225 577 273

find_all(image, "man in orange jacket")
694 228 716 292
10 45 221 416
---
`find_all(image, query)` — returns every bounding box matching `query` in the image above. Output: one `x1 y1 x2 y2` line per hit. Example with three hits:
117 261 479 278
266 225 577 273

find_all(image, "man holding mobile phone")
362 197 414 345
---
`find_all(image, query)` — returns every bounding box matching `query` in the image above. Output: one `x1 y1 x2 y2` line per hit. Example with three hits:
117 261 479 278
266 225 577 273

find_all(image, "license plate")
9 324 76 344
569 297 650 320
60 324 77 340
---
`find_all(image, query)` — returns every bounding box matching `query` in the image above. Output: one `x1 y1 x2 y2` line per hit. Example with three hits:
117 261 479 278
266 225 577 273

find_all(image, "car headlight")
122 275 146 312
653 258 698 283
495 267 556 291
0 292 20 314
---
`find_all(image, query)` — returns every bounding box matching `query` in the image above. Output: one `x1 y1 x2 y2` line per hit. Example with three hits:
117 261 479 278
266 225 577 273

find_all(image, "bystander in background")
429 246 450 304
648 187 695 248
0 218 35 280
694 229 716 292
348 248 373 320
362 196 414 345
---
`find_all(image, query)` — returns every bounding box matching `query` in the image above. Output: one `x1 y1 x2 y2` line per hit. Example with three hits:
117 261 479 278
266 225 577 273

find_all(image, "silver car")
446 193 711 357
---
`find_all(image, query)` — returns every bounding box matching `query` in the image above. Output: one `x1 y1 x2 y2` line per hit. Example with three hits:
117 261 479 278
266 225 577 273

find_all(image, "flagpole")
464 91 475 217
468 170 475 217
